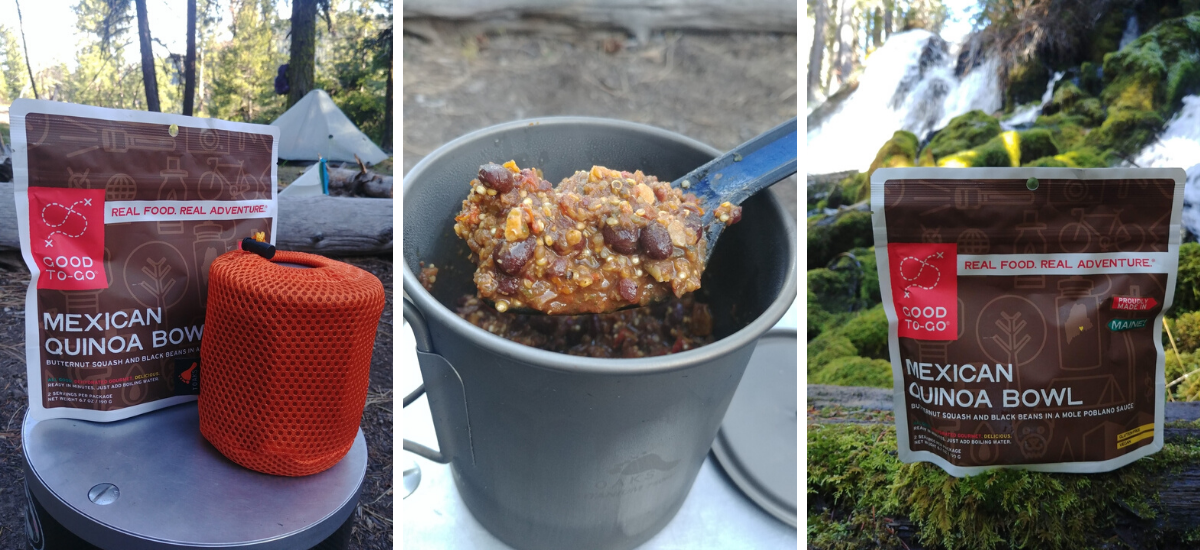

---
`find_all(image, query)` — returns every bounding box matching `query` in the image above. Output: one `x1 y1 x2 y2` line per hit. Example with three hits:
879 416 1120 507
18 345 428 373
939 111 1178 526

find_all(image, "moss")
827 171 869 209
811 356 894 388
808 331 858 370
808 210 875 270
1102 12 1200 117
938 129 1057 168
1083 108 1164 157
809 421 1200 550
1040 82 1105 126
917 111 1002 167
1079 61 1104 97
1024 147 1108 168
841 305 889 360
1174 311 1200 351
1005 58 1051 111
1172 242 1200 316
865 130 919 184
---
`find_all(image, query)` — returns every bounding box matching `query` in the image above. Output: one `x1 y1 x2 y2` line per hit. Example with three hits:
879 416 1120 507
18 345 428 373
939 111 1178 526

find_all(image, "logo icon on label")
28 187 108 291
889 243 957 340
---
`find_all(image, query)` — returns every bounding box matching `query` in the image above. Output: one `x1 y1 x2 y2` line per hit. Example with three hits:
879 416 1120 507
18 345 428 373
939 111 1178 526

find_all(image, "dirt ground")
401 19 799 219
0 255 393 549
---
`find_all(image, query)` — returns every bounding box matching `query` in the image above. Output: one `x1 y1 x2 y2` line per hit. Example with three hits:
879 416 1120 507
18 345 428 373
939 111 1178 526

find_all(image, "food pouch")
13 99 278 421
872 168 1186 476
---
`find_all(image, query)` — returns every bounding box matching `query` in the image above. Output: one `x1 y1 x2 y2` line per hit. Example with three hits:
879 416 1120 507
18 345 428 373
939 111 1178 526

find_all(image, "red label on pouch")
1112 296 1158 310
27 187 107 290
889 243 957 340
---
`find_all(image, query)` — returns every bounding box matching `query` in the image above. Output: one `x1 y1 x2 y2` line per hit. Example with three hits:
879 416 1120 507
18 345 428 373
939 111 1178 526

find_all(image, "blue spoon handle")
672 118 797 263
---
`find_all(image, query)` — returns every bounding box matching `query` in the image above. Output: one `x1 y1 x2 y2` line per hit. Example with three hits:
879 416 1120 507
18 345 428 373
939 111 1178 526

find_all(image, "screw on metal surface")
1027 177 1039 191
88 483 119 505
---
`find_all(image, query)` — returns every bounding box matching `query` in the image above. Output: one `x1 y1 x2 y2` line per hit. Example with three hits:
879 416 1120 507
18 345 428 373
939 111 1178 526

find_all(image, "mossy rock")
917 110 1002 167
865 130 919 183
809 421 1200 549
810 356 893 388
808 210 874 270
1174 242 1200 316
1085 8 1130 65
808 331 858 370
808 421 1200 550
938 129 1058 168
1079 61 1104 97
1005 58 1051 111
1174 310 1200 351
1101 12 1200 117
840 305 888 360
1082 108 1164 157
1032 112 1096 151
827 171 869 209
1040 82 1103 126
1024 147 1108 168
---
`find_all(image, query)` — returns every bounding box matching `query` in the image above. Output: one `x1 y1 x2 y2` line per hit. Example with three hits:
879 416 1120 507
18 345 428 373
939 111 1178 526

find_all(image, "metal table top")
23 401 366 550
400 298 799 549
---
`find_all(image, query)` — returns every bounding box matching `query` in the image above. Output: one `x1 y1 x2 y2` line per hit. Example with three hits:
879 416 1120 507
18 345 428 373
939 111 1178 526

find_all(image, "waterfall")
806 30 1003 175
1132 95 1200 235
1001 71 1065 130
1119 16 1140 50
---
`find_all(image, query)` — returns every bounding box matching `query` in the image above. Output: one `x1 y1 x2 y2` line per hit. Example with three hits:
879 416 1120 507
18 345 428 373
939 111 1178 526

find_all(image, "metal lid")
23 402 366 549
711 329 797 527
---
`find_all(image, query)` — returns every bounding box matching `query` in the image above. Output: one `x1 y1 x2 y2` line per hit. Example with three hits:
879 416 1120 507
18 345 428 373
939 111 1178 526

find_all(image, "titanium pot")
402 117 796 550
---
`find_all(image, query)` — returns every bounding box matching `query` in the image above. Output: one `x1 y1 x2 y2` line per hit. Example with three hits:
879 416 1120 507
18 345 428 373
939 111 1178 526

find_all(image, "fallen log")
808 384 1200 549
0 181 392 256
276 195 392 255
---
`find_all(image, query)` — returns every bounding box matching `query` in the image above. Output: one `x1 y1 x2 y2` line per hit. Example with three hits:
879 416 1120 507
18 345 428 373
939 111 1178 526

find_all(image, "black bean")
602 225 641 254
478 163 515 192
548 257 568 277
640 223 673 260
496 274 520 295
618 278 639 302
494 237 537 274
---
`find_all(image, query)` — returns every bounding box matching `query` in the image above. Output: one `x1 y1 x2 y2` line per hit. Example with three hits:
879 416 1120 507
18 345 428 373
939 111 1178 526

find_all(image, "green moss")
1172 242 1200 316
1017 128 1058 162
808 210 874 270
841 305 888 360
1102 12 1200 117
1174 311 1200 351
827 171 869 209
917 111 1003 167
938 129 1057 168
866 130 918 183
811 356 894 388
1024 147 1108 168
808 331 858 369
1079 61 1104 97
809 421 1200 550
1083 108 1164 157
1005 58 1051 111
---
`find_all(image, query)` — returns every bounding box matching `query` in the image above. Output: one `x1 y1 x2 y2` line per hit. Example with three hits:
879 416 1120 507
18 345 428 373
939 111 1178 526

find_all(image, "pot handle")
402 298 475 466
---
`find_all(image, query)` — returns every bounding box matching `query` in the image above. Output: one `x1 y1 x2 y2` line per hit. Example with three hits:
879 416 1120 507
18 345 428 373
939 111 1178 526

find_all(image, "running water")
1119 16 1140 50
1001 71 1065 130
807 30 1003 175
1131 95 1200 234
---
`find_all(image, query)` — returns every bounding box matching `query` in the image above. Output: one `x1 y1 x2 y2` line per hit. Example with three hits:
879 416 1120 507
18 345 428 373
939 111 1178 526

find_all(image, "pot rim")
402 116 797 375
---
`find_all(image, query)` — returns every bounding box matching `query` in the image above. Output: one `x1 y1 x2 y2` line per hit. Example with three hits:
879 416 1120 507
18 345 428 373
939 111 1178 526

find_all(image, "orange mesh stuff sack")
199 249 385 476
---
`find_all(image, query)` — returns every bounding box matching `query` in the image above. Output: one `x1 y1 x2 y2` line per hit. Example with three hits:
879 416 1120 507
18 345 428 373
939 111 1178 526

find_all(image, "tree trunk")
183 0 197 116
883 0 893 37
807 0 828 103
287 0 318 108
134 0 160 112
383 62 393 150
14 0 38 99
872 7 882 50
835 0 854 86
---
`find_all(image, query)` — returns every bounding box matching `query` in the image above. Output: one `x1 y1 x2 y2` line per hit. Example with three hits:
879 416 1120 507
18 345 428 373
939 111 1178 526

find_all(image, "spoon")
673 117 797 265
491 117 797 315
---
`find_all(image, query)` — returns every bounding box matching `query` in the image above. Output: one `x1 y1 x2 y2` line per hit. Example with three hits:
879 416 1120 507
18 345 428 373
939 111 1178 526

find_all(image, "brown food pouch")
872 168 1185 476
14 99 278 422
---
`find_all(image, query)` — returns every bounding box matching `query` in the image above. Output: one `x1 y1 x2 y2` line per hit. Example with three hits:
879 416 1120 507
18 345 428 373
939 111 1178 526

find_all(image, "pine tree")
208 0 285 123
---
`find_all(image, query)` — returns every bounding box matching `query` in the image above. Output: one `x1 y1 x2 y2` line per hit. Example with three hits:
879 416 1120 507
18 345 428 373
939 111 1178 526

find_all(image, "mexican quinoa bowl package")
872 168 1186 476
12 99 277 422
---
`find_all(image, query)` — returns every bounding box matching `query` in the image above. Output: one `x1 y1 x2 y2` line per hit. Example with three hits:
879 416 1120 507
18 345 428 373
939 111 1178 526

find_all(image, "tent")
271 89 388 165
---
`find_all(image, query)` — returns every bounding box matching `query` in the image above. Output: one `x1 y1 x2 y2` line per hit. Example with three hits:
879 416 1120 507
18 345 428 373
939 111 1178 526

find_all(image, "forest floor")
0 256 393 549
401 19 799 219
